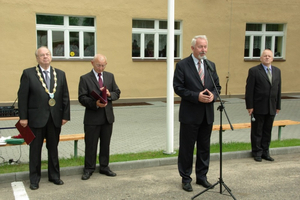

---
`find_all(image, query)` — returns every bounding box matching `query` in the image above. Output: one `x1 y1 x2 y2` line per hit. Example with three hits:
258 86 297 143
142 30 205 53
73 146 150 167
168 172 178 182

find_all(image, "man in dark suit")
245 49 281 162
18 46 70 190
79 54 120 180
173 35 221 192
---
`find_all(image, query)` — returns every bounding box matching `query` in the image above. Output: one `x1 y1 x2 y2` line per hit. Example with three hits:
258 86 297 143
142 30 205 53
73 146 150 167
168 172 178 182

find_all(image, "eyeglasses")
38 53 51 58
95 64 107 68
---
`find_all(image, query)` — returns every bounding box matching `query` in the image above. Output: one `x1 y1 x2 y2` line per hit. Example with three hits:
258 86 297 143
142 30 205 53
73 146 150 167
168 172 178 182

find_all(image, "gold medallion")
49 98 56 106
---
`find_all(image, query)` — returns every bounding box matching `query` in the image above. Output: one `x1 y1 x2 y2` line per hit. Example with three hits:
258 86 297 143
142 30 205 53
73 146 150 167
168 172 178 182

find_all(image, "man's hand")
100 87 110 97
247 108 253 116
62 119 68 125
198 89 214 103
20 119 28 127
96 99 107 108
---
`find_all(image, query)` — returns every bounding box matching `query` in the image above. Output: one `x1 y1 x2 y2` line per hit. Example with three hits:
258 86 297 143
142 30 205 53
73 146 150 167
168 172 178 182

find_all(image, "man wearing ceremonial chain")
18 46 70 190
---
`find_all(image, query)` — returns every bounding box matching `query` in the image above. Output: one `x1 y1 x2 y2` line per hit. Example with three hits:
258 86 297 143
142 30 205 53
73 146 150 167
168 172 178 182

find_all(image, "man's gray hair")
191 35 208 47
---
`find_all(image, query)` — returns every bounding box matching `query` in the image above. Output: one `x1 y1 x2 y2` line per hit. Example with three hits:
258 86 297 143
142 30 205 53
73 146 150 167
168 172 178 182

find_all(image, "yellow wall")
1 0 300 104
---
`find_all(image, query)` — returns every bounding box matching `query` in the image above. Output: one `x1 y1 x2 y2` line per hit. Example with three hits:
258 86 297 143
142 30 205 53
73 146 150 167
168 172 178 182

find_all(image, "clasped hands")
198 89 214 103
96 87 110 108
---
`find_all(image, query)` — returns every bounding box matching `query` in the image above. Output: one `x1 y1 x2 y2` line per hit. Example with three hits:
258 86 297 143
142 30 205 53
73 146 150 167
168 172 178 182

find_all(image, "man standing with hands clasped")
245 49 281 162
18 46 70 190
79 54 120 180
173 35 221 192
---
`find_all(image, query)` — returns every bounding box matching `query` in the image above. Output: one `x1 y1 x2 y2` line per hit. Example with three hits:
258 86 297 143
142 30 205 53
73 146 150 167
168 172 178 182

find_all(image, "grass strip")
1 139 299 174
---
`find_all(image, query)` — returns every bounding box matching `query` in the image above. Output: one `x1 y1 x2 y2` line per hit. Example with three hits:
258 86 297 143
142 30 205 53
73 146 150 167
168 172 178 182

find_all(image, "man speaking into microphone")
173 35 221 192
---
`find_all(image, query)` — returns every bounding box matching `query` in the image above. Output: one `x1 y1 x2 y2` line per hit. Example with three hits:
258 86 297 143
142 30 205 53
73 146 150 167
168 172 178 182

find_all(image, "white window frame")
245 23 286 59
132 19 182 60
36 15 96 59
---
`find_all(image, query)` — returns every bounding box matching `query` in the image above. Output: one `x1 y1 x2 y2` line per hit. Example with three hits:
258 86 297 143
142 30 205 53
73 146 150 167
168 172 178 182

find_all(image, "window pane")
175 22 180 30
274 36 283 57
37 31 47 48
159 21 167 29
159 21 180 30
69 17 94 26
246 24 262 31
36 15 63 25
132 20 154 28
253 36 261 57
52 31 64 56
266 24 283 31
132 34 141 57
70 32 79 57
159 35 167 57
145 34 154 57
265 36 272 50
174 35 180 57
244 36 250 57
84 32 95 57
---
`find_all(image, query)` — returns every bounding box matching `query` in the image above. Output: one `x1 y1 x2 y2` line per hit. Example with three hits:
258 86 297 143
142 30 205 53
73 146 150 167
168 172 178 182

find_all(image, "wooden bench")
0 117 85 157
212 120 300 140
1 133 85 158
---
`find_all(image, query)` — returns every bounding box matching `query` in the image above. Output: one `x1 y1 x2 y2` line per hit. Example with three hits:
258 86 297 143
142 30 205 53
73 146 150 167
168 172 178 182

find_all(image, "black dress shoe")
254 157 262 162
182 182 193 192
99 168 116 177
49 179 64 185
196 179 214 189
30 183 39 190
262 155 274 161
81 172 92 180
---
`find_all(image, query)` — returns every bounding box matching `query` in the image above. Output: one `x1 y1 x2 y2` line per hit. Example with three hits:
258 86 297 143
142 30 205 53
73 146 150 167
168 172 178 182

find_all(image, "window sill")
132 58 181 62
244 58 286 62
51 58 93 62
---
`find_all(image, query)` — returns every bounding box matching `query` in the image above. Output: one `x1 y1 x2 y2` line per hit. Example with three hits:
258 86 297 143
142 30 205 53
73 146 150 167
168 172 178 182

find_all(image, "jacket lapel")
188 55 202 85
259 64 272 84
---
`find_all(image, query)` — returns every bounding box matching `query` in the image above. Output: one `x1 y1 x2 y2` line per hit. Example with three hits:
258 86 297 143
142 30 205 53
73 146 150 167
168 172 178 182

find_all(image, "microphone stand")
191 63 236 200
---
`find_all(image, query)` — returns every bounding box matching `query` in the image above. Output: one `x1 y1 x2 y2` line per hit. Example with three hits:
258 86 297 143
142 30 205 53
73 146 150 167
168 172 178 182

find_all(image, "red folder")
90 86 107 104
15 120 35 145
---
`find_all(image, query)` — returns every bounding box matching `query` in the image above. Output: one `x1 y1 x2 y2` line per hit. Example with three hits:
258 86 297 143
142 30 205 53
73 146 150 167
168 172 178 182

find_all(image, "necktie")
198 60 204 85
267 67 272 84
43 71 50 89
98 73 103 88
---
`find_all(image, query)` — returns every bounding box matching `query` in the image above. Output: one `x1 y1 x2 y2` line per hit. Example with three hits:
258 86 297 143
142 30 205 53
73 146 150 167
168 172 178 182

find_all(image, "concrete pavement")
0 152 299 200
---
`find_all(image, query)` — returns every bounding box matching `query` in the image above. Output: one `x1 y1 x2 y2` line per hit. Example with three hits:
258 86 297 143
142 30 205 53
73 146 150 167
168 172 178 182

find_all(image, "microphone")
202 56 215 72
251 113 255 122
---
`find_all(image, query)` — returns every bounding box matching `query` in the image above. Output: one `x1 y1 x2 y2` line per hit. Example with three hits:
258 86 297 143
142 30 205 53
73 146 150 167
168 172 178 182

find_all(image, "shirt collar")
262 64 272 71
191 54 200 66
39 65 51 73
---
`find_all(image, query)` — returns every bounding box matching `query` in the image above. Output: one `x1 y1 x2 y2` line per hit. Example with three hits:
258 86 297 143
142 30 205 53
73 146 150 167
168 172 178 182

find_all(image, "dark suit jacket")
173 55 221 125
18 65 70 128
78 70 120 125
245 64 281 115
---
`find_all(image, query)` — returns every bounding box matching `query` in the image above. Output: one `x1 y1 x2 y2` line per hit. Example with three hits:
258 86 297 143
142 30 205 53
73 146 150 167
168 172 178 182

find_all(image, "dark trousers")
251 114 275 157
178 120 213 183
29 117 61 184
83 123 113 173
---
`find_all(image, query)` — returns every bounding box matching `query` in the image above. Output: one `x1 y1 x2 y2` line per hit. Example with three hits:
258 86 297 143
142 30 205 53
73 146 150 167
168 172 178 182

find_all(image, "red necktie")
98 73 103 88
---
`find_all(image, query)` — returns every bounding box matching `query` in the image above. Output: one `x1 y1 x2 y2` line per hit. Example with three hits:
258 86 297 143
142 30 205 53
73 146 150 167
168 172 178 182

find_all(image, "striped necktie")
198 60 204 85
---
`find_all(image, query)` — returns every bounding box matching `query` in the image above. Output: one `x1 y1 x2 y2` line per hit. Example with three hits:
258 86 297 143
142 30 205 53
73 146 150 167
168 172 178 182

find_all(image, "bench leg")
277 126 285 141
74 140 78 158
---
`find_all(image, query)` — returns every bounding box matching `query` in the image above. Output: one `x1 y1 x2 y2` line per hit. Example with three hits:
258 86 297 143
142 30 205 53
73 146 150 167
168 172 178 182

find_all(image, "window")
36 14 96 59
244 23 286 59
132 19 182 59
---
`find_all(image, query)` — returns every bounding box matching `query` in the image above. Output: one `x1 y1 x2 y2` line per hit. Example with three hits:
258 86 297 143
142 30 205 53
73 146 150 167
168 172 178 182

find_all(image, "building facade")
0 0 299 104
